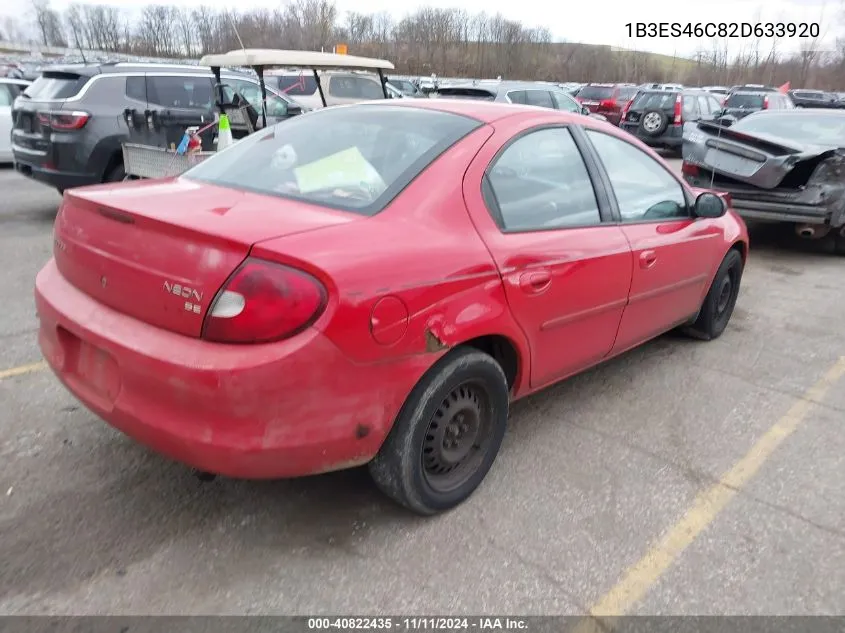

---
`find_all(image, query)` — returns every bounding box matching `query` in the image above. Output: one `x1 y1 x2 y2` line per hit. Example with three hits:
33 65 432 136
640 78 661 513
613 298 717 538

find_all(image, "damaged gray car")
682 109 845 254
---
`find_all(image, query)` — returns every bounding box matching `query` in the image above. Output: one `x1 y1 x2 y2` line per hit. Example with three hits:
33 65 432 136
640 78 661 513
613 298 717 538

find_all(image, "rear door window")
126 76 146 102
507 91 527 104
551 91 580 112
146 76 214 108
523 90 554 109
24 72 88 100
485 127 601 231
697 95 711 115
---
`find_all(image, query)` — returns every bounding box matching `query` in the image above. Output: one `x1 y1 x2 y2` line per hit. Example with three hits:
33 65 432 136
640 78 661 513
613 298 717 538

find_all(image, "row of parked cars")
566 82 845 154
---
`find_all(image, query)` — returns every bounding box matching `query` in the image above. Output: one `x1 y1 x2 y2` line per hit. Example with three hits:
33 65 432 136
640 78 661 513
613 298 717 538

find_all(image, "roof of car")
439 80 569 94
38 62 254 77
367 97 585 124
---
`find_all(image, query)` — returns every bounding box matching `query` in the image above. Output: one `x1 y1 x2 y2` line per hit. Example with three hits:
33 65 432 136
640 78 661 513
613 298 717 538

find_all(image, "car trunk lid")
53 178 357 337
685 121 839 189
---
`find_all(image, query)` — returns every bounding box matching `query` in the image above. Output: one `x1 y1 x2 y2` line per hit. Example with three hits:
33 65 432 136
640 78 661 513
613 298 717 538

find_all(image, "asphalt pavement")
0 162 844 616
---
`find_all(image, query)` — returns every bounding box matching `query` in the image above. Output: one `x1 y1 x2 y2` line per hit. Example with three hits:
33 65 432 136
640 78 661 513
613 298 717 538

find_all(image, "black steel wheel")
682 248 744 341
369 347 509 515
422 381 494 493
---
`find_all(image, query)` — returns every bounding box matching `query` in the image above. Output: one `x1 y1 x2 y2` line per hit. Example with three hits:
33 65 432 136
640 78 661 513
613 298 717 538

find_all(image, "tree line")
3 0 844 89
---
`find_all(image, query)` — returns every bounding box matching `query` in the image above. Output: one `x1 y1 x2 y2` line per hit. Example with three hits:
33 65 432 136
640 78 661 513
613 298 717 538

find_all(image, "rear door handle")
519 269 552 293
639 250 658 269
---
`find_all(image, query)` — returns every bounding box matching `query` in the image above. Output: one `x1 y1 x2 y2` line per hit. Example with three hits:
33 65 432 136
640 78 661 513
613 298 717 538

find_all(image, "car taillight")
37 111 90 130
202 258 327 344
621 99 633 119
673 95 682 125
763 96 769 109
599 98 616 110
681 161 699 177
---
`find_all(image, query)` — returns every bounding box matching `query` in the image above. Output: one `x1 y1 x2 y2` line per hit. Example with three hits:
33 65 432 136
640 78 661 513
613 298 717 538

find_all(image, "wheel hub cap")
422 383 489 492
643 112 661 131
716 277 732 314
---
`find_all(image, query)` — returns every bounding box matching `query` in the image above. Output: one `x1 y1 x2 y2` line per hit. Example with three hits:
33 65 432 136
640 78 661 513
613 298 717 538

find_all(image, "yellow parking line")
574 355 845 630
0 360 48 380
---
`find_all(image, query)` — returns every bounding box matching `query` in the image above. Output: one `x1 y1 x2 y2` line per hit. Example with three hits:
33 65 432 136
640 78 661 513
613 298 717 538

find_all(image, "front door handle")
519 269 552 293
639 250 658 269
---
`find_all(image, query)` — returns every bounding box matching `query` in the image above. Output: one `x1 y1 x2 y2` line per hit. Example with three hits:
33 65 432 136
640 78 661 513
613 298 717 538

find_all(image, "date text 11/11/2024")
307 618 529 630
625 22 820 38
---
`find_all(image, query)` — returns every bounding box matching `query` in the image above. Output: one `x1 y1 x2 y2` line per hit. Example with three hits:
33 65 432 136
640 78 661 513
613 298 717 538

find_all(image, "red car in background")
576 83 640 125
35 100 748 515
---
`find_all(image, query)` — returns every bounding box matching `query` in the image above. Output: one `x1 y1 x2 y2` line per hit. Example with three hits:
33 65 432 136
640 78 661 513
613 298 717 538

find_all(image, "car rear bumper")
13 151 98 191
684 175 841 226
35 259 413 479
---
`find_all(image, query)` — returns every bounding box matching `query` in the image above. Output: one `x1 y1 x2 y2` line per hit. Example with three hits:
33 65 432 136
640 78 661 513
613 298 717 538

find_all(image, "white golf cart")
121 48 397 180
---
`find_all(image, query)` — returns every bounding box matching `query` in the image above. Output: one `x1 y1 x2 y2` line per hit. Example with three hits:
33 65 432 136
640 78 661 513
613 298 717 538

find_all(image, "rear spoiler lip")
692 119 833 157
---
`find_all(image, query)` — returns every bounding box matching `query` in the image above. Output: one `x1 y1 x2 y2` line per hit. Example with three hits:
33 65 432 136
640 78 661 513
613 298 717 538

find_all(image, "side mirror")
694 192 727 218
581 106 590 116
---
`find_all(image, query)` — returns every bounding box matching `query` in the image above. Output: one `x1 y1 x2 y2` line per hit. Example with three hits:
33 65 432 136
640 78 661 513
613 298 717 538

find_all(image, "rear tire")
369 347 509 516
682 249 744 341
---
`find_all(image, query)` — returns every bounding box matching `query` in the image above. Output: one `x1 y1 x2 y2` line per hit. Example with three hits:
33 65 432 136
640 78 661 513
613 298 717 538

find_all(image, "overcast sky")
5 0 842 57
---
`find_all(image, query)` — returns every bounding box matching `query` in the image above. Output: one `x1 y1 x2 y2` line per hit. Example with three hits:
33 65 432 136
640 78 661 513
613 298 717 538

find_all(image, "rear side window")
146 76 214 108
24 72 88 100
184 105 481 216
631 91 677 110
126 76 146 102
277 74 318 96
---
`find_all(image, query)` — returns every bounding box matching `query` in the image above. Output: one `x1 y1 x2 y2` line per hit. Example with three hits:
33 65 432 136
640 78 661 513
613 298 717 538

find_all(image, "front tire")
683 249 744 341
369 347 509 515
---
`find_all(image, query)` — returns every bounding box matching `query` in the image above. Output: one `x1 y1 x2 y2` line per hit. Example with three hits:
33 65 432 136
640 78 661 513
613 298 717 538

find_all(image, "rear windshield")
630 91 678 110
436 87 496 100
577 85 614 100
277 74 318 96
726 93 765 108
733 112 845 144
793 91 824 100
24 72 88 100
184 105 481 216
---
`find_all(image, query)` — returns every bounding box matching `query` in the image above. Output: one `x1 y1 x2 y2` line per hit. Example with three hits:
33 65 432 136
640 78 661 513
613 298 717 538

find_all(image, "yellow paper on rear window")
293 147 384 194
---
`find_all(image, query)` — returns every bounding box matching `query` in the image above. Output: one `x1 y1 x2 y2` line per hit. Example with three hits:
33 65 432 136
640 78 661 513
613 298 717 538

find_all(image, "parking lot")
0 160 843 616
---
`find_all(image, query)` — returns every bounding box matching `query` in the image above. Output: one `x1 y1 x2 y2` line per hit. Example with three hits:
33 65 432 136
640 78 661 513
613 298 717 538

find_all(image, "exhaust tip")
798 228 815 238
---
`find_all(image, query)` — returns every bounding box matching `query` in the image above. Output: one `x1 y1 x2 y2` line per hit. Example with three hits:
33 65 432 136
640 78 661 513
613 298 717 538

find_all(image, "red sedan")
35 99 748 515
